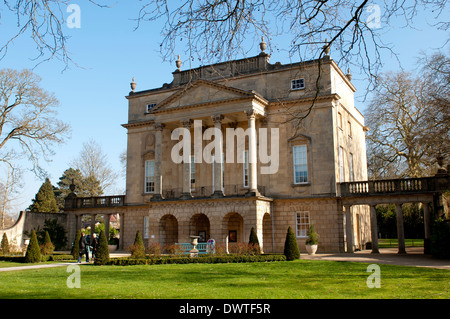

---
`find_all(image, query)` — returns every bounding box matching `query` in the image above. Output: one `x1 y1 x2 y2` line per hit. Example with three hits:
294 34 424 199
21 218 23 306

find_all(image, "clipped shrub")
71 230 81 260
1 233 9 255
431 218 450 259
129 230 146 259
25 230 41 263
284 226 300 261
248 227 261 254
40 231 55 256
94 230 110 265
107 254 286 266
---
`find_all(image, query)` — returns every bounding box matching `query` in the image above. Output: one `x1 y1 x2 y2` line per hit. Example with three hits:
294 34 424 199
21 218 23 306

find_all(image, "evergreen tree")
284 226 300 261
94 230 110 265
25 230 41 263
71 230 81 260
29 178 59 213
1 233 9 255
248 227 261 254
40 231 55 255
54 168 85 209
131 230 145 259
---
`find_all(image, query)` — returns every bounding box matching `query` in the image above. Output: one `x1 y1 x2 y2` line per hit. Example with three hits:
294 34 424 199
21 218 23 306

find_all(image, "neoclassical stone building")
114 42 371 254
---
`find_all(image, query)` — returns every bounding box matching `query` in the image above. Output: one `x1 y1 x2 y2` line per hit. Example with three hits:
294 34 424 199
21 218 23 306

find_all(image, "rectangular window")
291 79 305 90
339 147 345 183
143 216 149 239
293 145 308 184
349 153 354 182
243 150 249 187
145 160 155 193
295 212 310 238
338 112 343 129
348 121 352 138
190 155 195 191
146 103 157 113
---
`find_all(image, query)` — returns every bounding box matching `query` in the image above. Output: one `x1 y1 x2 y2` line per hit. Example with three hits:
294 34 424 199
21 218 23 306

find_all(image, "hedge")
0 254 75 263
107 254 286 266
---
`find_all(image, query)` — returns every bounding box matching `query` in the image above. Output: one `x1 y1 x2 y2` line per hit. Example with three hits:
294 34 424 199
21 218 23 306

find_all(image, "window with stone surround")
291 78 305 90
144 160 155 193
243 150 249 187
295 211 310 238
293 145 308 184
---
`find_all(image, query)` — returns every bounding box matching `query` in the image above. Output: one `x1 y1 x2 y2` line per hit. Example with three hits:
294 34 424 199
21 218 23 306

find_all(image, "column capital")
180 119 193 128
154 122 165 131
245 109 258 119
212 114 224 124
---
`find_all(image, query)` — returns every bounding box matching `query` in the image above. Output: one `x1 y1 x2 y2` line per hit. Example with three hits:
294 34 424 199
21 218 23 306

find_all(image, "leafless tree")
0 68 71 177
365 54 450 178
1 0 111 70
70 139 119 195
0 166 22 228
134 0 448 125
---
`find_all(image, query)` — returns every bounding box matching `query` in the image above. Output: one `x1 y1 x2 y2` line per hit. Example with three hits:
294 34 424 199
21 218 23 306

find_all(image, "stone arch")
223 212 244 250
189 213 210 242
159 214 178 246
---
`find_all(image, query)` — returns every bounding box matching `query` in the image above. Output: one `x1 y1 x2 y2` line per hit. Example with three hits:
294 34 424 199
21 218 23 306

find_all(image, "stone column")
90 214 96 239
104 214 111 242
395 203 406 254
369 205 379 253
152 122 165 201
212 114 224 197
344 205 354 253
180 119 193 199
423 202 431 254
245 110 260 196
119 213 124 250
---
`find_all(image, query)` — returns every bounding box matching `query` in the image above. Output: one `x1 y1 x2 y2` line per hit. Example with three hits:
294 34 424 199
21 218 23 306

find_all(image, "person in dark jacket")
78 232 89 263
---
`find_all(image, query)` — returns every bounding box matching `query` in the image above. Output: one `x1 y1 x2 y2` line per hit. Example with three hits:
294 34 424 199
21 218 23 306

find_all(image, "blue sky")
0 1 448 213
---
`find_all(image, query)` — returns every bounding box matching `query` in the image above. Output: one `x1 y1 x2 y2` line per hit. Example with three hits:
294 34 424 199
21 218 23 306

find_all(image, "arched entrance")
159 214 178 246
223 212 244 252
189 214 210 242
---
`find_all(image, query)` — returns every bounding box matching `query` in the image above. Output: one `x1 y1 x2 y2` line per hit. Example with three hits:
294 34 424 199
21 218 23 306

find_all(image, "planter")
108 245 117 252
305 244 318 255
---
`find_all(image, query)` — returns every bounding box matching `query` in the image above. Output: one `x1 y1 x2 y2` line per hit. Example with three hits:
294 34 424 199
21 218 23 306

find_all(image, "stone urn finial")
176 55 182 71
130 77 136 92
346 68 352 81
260 36 266 53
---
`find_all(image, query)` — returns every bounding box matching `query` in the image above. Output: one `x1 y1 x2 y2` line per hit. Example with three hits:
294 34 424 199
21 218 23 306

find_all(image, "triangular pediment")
151 79 257 113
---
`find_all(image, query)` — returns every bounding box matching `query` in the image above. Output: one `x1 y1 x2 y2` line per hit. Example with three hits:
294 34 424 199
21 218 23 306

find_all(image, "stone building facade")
119 44 371 253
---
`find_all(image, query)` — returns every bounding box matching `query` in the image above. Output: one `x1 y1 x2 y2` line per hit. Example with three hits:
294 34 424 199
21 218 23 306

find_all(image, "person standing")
78 232 89 263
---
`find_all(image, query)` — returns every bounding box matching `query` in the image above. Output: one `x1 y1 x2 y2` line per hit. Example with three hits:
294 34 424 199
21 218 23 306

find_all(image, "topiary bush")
248 227 261 254
94 230 110 265
40 231 55 256
129 230 146 259
1 233 9 255
431 218 450 259
25 230 41 263
284 226 300 261
71 230 81 260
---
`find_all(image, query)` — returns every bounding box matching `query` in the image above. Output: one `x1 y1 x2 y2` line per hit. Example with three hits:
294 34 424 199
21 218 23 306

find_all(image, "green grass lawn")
378 238 424 248
0 259 448 299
